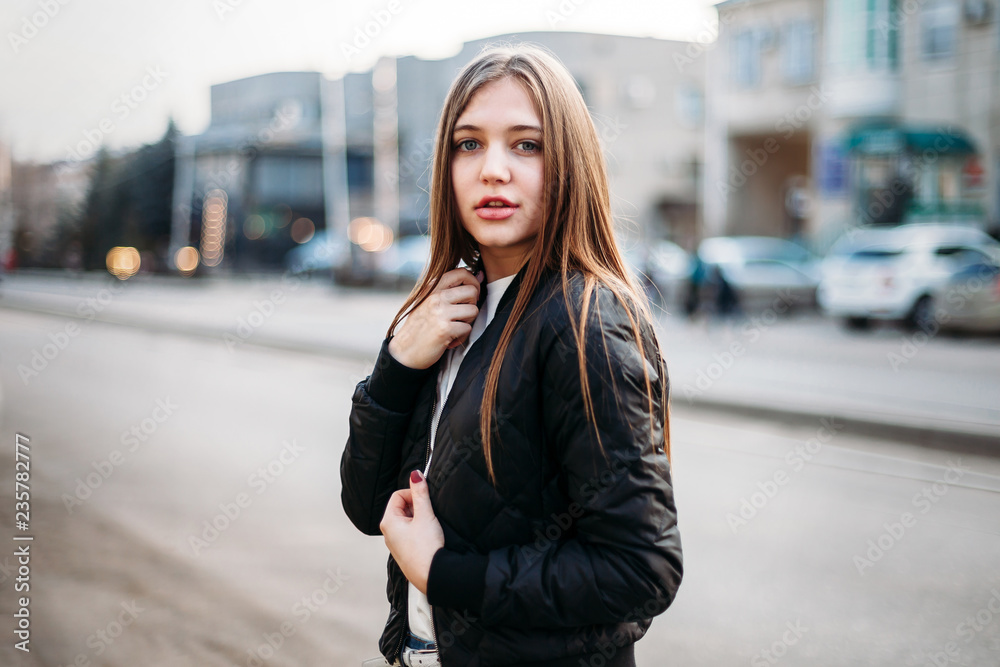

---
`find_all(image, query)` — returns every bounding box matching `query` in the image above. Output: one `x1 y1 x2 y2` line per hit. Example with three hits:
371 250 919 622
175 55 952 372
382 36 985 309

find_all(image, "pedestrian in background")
341 43 683 667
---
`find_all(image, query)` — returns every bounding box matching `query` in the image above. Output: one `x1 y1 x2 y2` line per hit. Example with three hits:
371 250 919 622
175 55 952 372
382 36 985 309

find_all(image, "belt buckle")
402 647 440 667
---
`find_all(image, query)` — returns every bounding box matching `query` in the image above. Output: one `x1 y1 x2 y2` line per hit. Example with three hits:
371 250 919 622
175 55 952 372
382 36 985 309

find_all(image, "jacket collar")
483 259 549 313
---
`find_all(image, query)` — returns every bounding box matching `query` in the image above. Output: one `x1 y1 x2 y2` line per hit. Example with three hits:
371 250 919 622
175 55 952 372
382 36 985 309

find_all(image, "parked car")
931 259 1000 333
380 234 432 288
284 230 350 277
693 236 820 314
817 223 1000 330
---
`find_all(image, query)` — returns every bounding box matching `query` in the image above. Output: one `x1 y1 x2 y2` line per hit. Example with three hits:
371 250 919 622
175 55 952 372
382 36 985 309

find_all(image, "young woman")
341 44 683 667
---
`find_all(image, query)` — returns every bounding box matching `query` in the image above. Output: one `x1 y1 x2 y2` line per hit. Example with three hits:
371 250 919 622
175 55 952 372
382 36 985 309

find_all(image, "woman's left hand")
380 470 445 594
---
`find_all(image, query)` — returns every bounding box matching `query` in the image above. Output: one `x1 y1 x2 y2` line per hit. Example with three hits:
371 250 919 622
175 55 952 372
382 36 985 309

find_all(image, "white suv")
818 224 1000 330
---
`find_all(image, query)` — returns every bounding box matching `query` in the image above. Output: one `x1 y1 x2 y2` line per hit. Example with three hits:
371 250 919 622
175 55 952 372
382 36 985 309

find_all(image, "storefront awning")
845 124 977 156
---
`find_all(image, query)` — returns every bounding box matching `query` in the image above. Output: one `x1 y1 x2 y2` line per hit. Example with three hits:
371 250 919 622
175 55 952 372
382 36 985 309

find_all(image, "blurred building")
704 0 999 249
169 71 373 272
0 140 12 271
7 157 90 268
170 31 705 274
396 32 706 254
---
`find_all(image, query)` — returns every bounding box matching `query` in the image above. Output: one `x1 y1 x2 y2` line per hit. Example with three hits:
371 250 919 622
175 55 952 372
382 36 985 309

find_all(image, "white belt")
401 647 441 667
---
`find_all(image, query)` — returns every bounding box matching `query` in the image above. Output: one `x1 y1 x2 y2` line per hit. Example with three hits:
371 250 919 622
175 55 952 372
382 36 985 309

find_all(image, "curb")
3 296 998 455
682 396 1000 460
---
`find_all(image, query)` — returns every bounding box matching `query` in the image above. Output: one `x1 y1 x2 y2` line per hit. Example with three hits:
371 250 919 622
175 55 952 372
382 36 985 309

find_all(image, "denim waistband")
404 633 437 652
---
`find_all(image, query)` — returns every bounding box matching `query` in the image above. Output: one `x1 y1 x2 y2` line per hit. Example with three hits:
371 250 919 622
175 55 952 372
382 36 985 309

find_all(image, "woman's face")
451 77 544 281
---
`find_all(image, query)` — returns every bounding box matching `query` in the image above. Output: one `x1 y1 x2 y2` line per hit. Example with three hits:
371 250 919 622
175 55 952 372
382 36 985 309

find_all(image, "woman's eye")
517 140 540 152
456 139 478 151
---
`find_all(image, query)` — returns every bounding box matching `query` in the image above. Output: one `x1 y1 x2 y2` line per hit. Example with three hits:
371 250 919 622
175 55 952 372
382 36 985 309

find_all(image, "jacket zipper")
393 389 442 664
426 390 441 658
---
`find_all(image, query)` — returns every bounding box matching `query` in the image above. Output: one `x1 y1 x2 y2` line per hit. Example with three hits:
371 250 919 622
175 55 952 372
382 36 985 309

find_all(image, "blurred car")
380 234 432 288
284 230 350 277
645 240 693 310
694 236 821 313
931 259 1000 333
817 223 1000 330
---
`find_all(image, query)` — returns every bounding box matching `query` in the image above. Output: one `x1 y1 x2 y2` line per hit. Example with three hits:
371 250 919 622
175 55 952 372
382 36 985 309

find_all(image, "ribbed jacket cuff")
366 337 434 413
426 548 487 614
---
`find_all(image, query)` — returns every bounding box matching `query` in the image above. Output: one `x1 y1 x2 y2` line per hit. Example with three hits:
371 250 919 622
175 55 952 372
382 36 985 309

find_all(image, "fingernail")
475 270 484 283
410 470 423 484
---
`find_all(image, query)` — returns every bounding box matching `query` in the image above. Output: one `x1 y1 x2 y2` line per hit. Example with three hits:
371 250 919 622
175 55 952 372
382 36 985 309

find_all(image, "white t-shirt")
407 272 517 642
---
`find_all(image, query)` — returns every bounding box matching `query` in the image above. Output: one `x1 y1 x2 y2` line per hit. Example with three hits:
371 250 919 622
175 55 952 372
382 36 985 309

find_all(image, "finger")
444 322 472 348
385 489 414 518
437 283 480 306
433 267 482 294
446 304 479 324
408 470 435 518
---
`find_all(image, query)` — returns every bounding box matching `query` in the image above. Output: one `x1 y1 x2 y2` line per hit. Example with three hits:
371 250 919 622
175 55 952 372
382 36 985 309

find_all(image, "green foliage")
75 120 176 271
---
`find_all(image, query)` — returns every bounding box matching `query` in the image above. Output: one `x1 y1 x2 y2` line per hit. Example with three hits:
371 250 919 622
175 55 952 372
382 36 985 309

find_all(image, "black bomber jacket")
341 262 683 666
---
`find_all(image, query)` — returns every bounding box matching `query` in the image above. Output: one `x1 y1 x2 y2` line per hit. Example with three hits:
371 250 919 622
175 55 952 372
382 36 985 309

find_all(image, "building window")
782 20 816 84
253 156 324 206
866 0 899 69
829 0 899 72
921 0 958 60
732 29 761 87
675 85 703 128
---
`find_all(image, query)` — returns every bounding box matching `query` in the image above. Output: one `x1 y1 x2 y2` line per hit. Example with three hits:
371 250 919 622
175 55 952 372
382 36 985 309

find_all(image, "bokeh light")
243 214 266 240
201 189 228 267
106 246 141 280
174 246 200 276
290 217 316 244
348 217 393 252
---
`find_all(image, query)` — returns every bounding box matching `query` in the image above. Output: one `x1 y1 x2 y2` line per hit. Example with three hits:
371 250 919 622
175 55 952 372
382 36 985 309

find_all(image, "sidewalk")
2 269 998 450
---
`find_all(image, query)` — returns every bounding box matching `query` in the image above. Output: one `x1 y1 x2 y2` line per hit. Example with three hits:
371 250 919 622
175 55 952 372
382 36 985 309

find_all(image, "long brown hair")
385 43 671 482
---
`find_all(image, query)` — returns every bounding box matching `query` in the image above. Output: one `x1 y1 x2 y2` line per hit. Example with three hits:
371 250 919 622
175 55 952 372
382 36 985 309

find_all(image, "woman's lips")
475 204 517 220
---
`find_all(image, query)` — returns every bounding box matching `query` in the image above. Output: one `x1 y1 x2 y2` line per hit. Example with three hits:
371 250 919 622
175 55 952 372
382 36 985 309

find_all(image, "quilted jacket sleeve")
427 285 683 628
341 336 435 536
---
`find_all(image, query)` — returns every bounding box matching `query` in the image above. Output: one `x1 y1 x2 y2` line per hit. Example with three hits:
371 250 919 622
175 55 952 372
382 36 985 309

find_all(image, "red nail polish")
410 470 423 484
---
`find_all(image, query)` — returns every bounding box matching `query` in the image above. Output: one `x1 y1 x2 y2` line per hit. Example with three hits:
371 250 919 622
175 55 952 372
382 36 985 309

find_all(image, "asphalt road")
1 300 999 666
2 271 998 441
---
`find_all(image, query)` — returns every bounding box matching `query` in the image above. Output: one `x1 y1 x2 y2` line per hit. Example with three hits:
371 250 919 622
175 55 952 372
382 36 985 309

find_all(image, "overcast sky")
0 0 718 163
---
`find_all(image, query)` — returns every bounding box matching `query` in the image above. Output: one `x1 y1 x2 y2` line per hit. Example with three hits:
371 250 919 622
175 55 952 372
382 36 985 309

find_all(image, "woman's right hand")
388 267 485 369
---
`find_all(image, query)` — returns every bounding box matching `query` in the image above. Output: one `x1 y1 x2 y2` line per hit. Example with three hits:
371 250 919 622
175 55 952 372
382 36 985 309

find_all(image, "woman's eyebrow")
453 123 542 134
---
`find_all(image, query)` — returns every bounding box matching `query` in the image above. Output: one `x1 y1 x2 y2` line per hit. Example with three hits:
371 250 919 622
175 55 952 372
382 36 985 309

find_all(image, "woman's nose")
479 145 510 184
